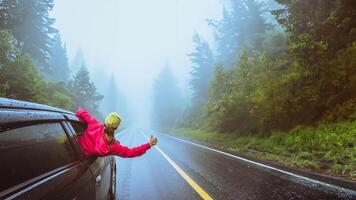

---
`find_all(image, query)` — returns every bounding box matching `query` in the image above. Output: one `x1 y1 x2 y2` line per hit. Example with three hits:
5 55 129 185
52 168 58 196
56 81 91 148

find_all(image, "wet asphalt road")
114 128 356 200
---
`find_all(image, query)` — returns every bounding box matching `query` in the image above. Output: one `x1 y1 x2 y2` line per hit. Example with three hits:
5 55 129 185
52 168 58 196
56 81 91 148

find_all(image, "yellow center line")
142 133 213 200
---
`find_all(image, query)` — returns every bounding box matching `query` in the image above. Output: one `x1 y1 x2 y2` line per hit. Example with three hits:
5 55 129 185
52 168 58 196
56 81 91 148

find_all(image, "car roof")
0 97 74 115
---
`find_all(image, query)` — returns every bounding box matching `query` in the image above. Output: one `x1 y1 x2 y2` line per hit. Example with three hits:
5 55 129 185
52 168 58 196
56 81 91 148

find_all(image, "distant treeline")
155 0 356 133
0 0 103 117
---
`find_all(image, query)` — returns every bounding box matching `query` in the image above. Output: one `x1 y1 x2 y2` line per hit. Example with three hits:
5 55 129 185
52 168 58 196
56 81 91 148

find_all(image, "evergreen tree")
8 0 56 73
188 33 214 109
209 0 269 68
69 65 103 118
152 66 184 129
209 6 241 68
273 0 356 122
47 33 70 82
0 0 22 30
70 49 85 76
263 0 282 25
273 0 356 68
243 0 270 51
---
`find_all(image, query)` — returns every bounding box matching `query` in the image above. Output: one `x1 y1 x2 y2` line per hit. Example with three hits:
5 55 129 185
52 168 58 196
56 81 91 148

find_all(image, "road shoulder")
160 130 356 192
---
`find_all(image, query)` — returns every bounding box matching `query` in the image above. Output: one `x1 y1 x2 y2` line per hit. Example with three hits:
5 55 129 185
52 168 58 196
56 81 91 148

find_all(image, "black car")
0 98 116 200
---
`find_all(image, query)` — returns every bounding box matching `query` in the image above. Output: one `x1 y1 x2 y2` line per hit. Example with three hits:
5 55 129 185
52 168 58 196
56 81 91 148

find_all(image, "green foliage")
0 30 102 113
0 30 42 102
322 99 356 123
320 43 356 122
271 0 356 124
185 0 356 178
0 1 104 115
37 81 75 110
1 0 57 72
192 0 356 135
273 0 356 64
205 39 296 133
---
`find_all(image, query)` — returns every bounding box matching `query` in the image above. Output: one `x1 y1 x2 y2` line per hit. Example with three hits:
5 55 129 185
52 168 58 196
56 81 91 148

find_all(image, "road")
114 128 356 200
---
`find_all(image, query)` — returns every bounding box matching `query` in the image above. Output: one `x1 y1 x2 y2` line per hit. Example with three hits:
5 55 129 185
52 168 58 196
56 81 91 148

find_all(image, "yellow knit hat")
104 112 121 129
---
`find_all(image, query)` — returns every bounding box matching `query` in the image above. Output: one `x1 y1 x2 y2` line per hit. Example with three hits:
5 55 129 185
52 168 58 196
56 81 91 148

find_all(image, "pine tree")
244 0 270 51
209 6 241 68
70 49 85 76
188 33 214 110
0 0 22 30
209 0 269 68
273 0 356 122
8 0 56 73
152 66 184 129
47 33 70 82
69 65 103 118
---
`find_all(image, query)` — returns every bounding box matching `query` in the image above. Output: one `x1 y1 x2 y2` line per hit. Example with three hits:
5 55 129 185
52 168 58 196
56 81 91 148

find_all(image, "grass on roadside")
172 121 356 179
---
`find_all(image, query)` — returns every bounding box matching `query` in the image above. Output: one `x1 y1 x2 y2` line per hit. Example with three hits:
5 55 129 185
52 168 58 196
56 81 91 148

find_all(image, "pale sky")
51 0 223 127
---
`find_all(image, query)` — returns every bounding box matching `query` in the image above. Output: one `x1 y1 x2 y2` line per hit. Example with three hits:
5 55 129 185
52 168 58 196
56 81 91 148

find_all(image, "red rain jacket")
75 108 151 157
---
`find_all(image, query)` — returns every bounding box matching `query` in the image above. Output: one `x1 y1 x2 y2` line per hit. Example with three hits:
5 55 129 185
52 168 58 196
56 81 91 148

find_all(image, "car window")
0 123 77 192
70 121 87 136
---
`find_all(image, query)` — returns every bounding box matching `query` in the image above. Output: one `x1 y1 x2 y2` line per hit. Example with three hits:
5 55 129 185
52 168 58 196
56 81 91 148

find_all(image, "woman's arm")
110 142 151 158
75 107 100 127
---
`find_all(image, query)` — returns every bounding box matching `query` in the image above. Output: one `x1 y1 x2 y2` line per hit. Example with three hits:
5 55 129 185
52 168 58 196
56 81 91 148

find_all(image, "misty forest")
0 0 355 181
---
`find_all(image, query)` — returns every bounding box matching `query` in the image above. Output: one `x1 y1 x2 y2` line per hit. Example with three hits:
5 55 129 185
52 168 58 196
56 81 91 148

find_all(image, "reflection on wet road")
115 128 356 200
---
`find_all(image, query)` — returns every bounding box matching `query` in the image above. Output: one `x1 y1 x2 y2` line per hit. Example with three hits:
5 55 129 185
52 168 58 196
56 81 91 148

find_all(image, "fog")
1 0 354 197
51 0 223 128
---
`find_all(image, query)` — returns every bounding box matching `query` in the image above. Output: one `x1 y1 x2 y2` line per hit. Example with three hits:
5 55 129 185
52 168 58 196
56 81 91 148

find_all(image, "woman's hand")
149 135 158 147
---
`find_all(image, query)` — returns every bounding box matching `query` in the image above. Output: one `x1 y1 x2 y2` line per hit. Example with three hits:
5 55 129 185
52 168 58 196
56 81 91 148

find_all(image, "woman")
76 107 157 158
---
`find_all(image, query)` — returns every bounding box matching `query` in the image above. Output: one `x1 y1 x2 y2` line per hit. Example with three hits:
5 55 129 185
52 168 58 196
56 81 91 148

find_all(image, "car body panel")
0 98 116 200
2 162 95 200
0 109 65 127
0 97 73 115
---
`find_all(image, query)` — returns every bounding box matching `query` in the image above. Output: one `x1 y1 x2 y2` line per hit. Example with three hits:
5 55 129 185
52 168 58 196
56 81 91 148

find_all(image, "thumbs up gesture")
149 135 158 147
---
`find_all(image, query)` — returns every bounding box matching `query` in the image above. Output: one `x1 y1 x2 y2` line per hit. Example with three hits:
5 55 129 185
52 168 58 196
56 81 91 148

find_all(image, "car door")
67 120 114 200
0 109 95 200
88 156 113 200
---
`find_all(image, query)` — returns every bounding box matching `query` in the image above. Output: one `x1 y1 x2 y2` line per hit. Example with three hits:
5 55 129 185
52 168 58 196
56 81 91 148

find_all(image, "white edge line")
159 132 356 195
